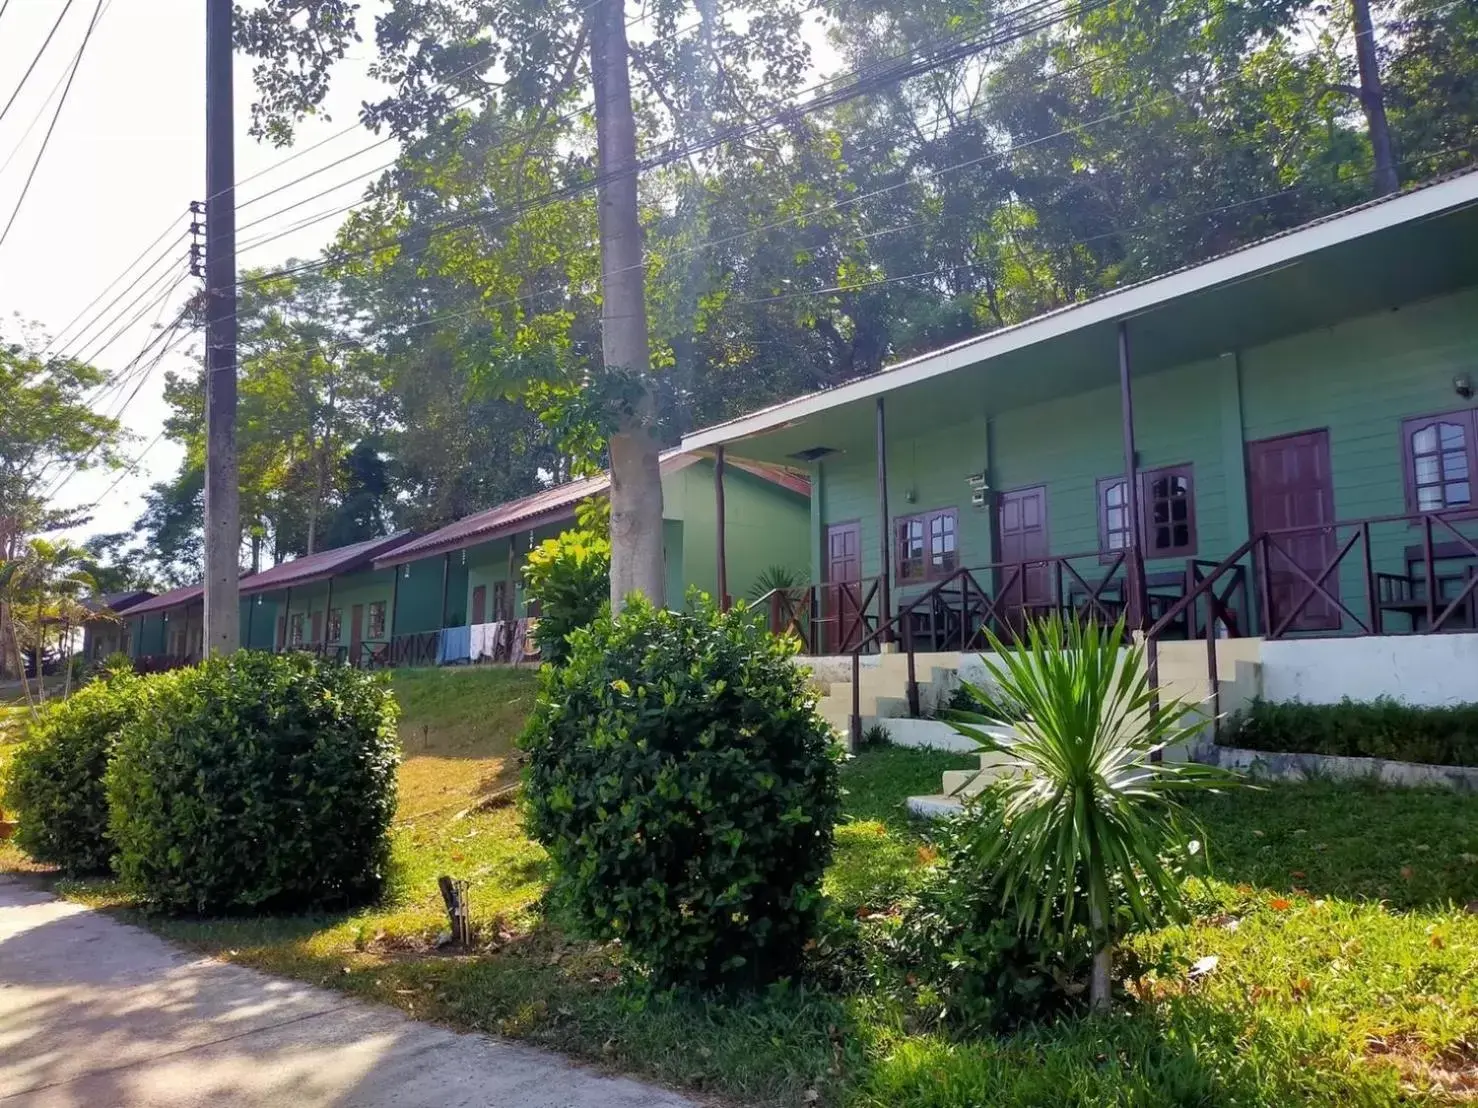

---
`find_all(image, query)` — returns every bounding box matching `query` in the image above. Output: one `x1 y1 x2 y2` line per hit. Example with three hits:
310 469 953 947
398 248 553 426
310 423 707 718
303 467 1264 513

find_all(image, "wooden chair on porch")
1376 542 1478 632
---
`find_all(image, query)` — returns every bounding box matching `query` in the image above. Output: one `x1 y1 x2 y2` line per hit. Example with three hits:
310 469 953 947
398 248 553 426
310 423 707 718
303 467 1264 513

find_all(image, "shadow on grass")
1186 779 1478 909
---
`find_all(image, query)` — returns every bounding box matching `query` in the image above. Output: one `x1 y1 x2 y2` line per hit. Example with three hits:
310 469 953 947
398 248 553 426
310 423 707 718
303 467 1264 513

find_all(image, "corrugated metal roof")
124 583 203 616
377 451 809 565
240 532 417 594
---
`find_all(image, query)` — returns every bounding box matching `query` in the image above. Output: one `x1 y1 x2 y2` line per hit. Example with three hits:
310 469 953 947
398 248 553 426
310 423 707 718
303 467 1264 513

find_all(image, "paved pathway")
0 876 698 1107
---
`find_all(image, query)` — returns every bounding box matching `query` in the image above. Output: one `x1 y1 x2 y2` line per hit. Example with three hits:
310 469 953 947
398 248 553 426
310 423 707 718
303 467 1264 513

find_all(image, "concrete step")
906 793 963 818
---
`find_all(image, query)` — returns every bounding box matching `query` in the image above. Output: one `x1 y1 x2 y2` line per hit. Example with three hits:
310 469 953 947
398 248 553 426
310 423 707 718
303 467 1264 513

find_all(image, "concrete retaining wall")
1196 741 1478 791
1260 633 1478 706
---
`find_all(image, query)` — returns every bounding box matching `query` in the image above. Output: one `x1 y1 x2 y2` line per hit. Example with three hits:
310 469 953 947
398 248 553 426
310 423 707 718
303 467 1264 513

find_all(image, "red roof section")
123 583 204 616
241 532 417 594
377 451 809 566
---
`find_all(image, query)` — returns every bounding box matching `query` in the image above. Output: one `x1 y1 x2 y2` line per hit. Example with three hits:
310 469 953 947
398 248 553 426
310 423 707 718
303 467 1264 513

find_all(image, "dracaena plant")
945 613 1236 1010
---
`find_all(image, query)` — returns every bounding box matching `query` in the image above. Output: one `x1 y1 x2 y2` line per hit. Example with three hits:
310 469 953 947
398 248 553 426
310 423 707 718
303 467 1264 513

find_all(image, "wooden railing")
830 511 1478 747
390 631 441 668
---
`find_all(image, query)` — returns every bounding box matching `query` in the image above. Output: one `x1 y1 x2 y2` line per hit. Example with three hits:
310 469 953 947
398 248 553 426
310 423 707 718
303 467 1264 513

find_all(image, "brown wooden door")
349 604 364 663
823 521 863 653
471 585 487 625
998 486 1051 629
1247 430 1340 632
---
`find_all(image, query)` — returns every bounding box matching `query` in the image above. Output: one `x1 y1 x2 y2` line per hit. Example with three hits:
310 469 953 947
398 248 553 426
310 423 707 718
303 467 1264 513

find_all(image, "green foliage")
520 595 841 988
521 529 611 664
2 672 143 874
1221 696 1478 767
748 564 805 599
894 814 1094 1033
106 652 400 914
945 617 1234 964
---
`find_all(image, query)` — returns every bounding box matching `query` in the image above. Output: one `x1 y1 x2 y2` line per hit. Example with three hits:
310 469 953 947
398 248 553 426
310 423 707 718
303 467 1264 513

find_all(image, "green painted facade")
385 457 813 631
809 287 1478 624
125 596 277 660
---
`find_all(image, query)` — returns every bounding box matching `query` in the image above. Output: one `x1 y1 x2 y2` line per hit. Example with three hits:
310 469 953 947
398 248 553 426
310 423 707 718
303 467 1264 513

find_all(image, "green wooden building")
369 450 812 660
679 170 1478 702
116 450 810 670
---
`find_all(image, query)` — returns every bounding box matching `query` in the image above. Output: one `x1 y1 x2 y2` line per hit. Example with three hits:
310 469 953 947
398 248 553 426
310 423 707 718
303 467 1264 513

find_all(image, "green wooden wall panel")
680 460 811 604
1240 287 1478 620
810 287 1478 636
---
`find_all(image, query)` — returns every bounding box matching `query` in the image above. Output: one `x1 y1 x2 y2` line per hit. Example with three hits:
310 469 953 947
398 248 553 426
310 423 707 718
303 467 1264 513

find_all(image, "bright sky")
0 0 396 543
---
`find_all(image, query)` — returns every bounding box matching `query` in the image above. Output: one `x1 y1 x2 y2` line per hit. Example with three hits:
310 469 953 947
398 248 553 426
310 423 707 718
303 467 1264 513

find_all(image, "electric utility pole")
203 0 240 652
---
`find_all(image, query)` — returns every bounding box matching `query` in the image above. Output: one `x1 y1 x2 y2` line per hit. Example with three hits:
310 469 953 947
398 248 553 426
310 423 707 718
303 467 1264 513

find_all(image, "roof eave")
679 170 1478 453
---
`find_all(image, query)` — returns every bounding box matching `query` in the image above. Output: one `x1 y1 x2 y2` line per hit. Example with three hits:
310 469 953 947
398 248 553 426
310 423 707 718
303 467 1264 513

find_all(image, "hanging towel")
438 624 472 665
469 622 488 662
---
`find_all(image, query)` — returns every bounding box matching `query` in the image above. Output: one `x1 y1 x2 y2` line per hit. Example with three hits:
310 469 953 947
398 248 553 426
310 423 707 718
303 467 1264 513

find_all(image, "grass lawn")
6 666 1478 1105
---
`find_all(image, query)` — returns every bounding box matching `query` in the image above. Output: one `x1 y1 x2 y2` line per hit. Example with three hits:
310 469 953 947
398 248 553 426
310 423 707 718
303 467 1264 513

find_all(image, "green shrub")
520 595 842 989
943 615 1231 1010
1222 697 1478 767
106 651 400 914
893 811 1094 1032
521 528 610 664
2 670 143 874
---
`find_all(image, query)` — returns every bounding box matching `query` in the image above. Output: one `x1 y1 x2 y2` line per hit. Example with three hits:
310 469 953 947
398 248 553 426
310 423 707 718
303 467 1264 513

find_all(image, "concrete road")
0 876 699 1108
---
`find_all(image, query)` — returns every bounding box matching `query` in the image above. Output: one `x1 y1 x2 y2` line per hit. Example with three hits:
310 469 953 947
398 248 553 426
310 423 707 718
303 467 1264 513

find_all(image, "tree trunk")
590 0 666 611
1351 0 1398 196
1089 903 1112 1012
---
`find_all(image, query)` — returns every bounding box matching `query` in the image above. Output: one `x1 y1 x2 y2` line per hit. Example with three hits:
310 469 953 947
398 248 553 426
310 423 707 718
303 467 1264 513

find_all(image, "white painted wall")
1260 634 1478 706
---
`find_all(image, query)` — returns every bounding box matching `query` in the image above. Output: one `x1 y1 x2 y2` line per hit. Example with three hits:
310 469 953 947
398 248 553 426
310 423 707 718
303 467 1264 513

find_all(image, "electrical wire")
54 233 189 360
0 0 106 251
46 222 187 354
0 0 78 126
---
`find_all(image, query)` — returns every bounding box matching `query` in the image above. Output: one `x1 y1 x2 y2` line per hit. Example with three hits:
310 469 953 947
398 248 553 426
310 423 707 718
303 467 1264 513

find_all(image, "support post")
282 587 292 651
440 553 452 628
506 535 517 619
245 594 254 650
1117 322 1147 633
322 577 334 656
715 445 729 610
202 0 240 655
875 397 893 642
389 565 401 645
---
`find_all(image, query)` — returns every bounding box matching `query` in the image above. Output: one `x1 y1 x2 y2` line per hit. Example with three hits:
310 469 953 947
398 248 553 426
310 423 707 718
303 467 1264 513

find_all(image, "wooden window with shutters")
895 507 958 583
1097 464 1197 559
1402 409 1477 513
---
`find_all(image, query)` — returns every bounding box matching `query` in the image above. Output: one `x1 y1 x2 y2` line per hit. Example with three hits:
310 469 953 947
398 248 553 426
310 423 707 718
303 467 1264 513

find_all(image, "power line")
53 230 189 358
0 0 77 126
78 266 192 370
0 0 106 251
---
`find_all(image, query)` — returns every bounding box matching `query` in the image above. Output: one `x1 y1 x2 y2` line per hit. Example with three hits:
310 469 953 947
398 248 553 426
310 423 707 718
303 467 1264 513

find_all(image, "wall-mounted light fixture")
1456 372 1473 400
967 472 989 508
903 487 917 504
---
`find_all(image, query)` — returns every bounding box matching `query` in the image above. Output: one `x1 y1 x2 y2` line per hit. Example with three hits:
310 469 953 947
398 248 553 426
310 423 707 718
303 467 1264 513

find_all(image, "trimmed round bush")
520 595 841 989
106 651 400 914
3 670 142 874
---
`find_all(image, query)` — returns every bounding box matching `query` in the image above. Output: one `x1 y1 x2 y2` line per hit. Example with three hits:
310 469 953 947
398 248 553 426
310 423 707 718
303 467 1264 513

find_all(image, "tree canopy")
127 0 1475 581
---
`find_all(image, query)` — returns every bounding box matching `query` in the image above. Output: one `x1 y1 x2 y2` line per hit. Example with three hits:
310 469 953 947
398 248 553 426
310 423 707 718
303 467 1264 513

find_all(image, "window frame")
894 506 960 584
1095 463 1198 560
1401 407 1478 516
289 612 305 646
366 601 386 640
326 608 343 644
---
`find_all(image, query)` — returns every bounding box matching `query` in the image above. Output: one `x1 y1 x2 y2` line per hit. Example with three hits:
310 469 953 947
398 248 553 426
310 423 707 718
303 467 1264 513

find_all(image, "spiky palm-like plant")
946 614 1235 1010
